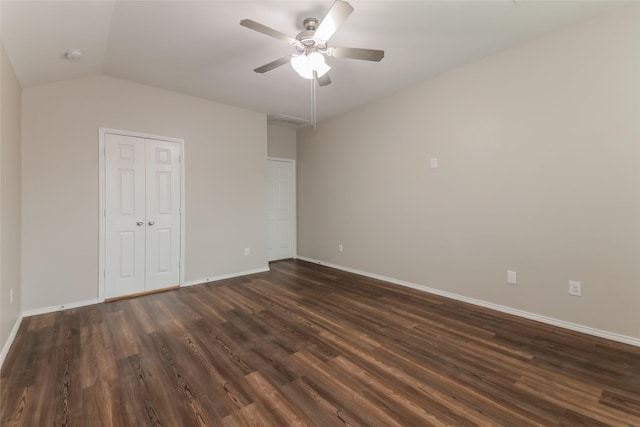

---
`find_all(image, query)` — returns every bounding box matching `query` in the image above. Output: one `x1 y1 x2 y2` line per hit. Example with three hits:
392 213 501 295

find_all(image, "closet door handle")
148 221 155 226
136 221 144 226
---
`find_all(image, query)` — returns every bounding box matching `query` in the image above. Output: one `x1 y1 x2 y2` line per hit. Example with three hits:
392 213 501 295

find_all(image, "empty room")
1 0 639 425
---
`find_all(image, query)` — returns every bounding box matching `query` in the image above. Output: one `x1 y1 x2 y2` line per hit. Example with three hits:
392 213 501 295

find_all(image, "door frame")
98 128 186 302
267 157 297 261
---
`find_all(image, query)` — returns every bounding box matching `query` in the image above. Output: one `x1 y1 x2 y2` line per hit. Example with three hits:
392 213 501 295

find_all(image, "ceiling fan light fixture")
291 52 330 80
309 52 330 76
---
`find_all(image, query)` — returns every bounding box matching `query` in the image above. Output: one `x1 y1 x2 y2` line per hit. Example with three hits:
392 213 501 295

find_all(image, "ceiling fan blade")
314 0 354 41
254 55 292 73
240 19 298 45
317 73 332 87
329 47 384 62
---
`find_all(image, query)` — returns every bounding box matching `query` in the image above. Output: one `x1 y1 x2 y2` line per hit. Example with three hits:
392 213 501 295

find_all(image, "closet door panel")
145 140 181 290
105 134 146 298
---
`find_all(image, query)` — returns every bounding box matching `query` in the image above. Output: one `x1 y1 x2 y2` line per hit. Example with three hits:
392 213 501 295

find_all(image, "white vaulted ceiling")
1 1 630 125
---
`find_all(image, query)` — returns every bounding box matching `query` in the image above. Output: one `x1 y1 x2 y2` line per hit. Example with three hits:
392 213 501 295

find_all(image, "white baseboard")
182 266 270 287
296 256 640 347
0 312 24 369
20 266 270 317
22 298 100 318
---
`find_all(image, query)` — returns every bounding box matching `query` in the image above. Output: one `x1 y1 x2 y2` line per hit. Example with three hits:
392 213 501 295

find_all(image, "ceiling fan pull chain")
311 72 317 128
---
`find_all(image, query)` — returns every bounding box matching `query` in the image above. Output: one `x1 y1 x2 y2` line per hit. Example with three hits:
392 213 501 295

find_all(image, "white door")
145 140 181 290
267 159 295 261
105 133 181 298
105 134 146 297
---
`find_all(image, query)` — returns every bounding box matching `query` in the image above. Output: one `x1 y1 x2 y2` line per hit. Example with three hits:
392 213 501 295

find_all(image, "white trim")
98 129 106 300
182 267 270 287
296 256 640 347
267 158 297 261
98 128 186 302
22 298 100 318
0 313 24 369
1 297 99 369
180 142 186 287
100 127 183 144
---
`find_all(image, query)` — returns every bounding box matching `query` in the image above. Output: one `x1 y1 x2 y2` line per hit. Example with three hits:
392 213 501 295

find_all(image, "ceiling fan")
240 0 384 87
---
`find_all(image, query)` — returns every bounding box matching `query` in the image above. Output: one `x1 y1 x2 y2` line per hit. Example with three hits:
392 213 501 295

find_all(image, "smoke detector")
64 49 83 61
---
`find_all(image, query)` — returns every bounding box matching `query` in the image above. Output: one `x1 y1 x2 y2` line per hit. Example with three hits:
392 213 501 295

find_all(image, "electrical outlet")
507 270 517 285
10 288 13 304
244 248 250 256
569 280 582 296
430 157 438 168
338 243 343 253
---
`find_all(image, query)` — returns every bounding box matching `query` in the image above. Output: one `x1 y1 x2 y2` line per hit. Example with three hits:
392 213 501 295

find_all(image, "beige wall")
1 44 22 349
298 5 640 339
22 75 267 311
267 124 297 160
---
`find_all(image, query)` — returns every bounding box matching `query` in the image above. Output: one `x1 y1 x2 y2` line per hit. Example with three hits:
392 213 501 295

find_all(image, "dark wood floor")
2 260 639 426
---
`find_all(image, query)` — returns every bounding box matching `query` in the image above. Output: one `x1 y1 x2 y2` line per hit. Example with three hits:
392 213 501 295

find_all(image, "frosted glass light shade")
291 52 330 79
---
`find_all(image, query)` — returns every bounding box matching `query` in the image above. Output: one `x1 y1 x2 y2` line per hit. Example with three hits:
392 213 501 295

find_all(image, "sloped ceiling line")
1 1 630 125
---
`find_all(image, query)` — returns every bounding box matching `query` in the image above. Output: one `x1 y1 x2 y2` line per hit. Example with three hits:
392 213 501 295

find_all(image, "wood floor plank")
244 370 315 426
220 401 280 427
2 259 640 426
281 376 369 427
81 379 123 427
286 350 409 427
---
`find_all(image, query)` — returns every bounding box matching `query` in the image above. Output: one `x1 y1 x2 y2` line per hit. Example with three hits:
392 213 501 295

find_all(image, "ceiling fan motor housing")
303 17 318 31
295 17 328 54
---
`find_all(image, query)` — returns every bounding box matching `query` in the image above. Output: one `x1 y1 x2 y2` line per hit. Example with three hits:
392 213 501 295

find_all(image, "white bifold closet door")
105 133 181 299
